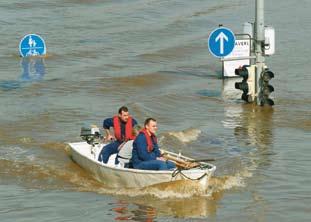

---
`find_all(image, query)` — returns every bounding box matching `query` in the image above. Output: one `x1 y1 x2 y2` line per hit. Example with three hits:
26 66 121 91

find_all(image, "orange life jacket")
113 115 135 142
140 128 157 152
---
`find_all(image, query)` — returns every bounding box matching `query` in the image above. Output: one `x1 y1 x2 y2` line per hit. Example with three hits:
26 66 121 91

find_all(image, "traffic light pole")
254 0 265 105
221 0 275 105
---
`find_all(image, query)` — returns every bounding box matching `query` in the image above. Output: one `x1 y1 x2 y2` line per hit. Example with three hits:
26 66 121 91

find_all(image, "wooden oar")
162 153 200 170
188 158 215 162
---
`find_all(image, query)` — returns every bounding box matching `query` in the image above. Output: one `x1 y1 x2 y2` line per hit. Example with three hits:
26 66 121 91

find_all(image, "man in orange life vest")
98 106 138 163
132 118 176 170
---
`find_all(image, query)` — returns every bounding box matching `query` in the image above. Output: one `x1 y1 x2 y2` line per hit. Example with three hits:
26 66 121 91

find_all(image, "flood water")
0 0 310 221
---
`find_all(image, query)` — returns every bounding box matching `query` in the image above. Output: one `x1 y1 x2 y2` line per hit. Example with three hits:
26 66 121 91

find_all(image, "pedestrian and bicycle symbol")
19 34 46 57
208 27 235 58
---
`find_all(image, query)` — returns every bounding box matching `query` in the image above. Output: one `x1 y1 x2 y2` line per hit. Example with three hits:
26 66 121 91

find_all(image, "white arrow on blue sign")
19 34 46 57
208 27 235 58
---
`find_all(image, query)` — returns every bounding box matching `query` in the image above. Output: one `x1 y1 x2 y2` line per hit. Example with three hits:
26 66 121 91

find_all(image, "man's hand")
106 134 115 141
156 157 165 161
104 128 115 142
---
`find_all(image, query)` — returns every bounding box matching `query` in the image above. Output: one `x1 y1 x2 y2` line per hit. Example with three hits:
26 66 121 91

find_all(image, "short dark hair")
118 106 128 114
144 117 156 126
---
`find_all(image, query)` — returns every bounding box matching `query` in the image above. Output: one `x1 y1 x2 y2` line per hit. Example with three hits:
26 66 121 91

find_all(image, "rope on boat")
171 167 208 181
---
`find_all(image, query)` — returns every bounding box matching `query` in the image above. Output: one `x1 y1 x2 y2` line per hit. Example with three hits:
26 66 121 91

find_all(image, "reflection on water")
112 201 157 221
222 78 274 153
0 57 45 90
234 105 274 151
111 191 224 220
97 172 250 219
223 79 274 171
222 78 274 176
220 78 275 218
20 57 45 81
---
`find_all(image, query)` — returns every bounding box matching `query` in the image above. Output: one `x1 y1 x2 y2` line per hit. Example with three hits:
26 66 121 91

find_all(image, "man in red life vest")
98 106 138 163
131 118 176 170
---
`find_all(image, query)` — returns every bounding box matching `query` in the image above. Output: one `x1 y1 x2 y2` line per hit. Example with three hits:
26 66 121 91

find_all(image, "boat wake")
0 142 251 200
79 172 248 199
166 128 201 143
110 180 212 199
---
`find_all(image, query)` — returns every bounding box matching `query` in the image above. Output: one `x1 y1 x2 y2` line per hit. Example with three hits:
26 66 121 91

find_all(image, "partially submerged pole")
254 0 265 105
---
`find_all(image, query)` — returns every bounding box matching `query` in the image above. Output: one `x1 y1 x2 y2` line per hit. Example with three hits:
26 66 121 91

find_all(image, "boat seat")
105 140 134 168
117 140 134 168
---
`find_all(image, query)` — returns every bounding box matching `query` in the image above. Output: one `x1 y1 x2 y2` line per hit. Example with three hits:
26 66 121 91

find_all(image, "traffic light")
235 65 256 103
259 68 274 106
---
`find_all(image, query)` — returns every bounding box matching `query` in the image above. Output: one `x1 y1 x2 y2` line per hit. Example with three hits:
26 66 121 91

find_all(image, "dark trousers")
134 160 176 171
98 141 121 164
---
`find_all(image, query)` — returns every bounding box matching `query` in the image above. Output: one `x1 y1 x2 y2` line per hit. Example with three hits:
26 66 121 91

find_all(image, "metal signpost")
254 0 275 106
255 0 265 105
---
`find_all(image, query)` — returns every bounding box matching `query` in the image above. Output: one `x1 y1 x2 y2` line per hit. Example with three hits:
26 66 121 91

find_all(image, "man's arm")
153 143 164 160
103 118 115 141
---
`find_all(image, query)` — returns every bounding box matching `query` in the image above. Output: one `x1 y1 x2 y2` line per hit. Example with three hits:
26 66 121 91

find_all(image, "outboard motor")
80 126 102 145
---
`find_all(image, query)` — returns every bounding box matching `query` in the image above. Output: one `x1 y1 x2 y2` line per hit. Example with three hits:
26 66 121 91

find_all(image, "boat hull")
69 142 216 188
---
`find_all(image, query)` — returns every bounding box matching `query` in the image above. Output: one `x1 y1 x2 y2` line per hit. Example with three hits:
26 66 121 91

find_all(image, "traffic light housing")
259 68 274 106
235 65 256 103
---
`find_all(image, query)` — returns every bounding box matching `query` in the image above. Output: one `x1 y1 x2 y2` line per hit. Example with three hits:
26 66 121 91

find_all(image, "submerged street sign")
19 34 46 57
223 38 251 77
208 27 235 58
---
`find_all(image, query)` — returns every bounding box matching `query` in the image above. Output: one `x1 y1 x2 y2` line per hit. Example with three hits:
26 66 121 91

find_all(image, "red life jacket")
140 128 157 152
113 115 135 142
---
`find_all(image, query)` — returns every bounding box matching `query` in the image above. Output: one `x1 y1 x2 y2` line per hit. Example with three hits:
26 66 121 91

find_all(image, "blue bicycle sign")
19 34 46 57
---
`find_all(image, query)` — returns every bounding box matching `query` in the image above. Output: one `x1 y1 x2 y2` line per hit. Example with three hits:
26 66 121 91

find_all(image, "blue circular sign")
19 34 46 57
208 27 235 58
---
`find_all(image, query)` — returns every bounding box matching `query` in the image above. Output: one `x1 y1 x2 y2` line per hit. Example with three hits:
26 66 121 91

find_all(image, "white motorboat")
68 127 216 189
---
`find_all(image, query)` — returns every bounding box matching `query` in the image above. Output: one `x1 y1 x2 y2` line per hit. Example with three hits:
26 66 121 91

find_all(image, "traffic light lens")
262 70 274 81
261 98 274 106
235 82 248 91
242 93 253 102
268 85 274 92
235 67 249 79
263 85 274 95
